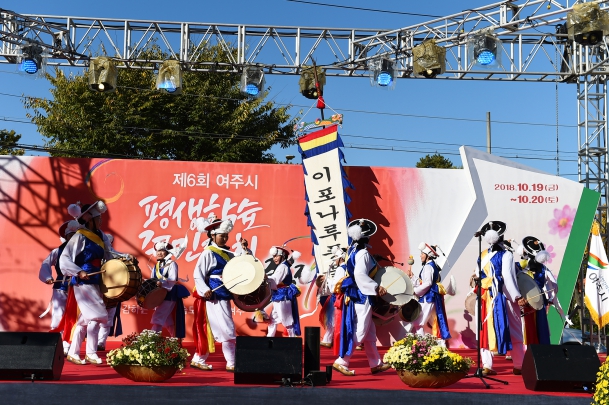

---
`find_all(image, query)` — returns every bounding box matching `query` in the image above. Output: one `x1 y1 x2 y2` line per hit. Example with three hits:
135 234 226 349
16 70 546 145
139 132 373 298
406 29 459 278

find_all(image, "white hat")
75 201 107 223
329 246 347 262
154 241 173 252
418 242 439 259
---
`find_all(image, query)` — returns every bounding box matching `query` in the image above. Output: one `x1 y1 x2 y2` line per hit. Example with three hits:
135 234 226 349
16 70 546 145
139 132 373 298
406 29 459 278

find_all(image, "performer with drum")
98 233 122 351
192 215 249 372
515 236 558 345
474 221 524 376
332 219 391 376
59 201 134 365
39 219 80 354
266 246 302 338
317 246 347 348
407 243 451 343
149 241 189 338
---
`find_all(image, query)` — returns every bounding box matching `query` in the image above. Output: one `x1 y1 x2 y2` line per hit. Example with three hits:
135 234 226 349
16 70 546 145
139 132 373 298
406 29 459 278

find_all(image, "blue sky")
0 1 580 179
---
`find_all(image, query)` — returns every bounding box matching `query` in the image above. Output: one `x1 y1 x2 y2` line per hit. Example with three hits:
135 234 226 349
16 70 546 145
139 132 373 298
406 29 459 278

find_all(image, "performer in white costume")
97 233 121 351
39 220 81 354
267 246 302 337
474 221 524 376
408 243 451 343
60 201 132 365
192 214 249 372
332 219 391 376
150 241 178 334
317 247 347 348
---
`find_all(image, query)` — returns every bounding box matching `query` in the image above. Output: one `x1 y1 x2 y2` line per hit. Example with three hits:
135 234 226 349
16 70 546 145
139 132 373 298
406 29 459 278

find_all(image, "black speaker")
522 344 600 391
0 332 64 380
304 326 320 377
234 336 302 384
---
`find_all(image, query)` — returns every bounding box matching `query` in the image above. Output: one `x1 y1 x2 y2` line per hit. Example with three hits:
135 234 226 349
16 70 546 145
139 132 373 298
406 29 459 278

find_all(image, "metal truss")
0 1 606 81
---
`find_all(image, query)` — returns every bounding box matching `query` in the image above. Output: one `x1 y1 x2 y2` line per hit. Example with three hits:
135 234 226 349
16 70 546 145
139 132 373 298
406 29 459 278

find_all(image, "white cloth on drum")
98 306 117 346
50 289 67 330
206 299 236 342
151 300 176 331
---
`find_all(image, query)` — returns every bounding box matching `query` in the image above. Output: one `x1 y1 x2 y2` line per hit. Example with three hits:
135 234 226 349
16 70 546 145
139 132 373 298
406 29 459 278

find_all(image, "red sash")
49 286 78 343
192 291 213 355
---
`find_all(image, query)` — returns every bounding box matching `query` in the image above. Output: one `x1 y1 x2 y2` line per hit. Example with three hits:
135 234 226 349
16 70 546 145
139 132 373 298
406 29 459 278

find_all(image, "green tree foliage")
0 129 24 155
416 153 455 169
24 46 296 162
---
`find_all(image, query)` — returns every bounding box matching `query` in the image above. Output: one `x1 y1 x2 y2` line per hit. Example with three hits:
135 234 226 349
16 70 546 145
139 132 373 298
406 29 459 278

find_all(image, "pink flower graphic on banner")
548 205 575 239
545 245 557 264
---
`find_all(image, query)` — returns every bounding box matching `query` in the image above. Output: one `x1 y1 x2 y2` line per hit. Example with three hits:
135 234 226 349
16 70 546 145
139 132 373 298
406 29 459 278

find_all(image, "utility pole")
486 112 492 154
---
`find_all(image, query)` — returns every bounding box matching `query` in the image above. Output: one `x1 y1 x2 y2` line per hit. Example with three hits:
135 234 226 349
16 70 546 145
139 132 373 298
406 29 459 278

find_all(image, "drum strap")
77 229 105 250
205 245 231 262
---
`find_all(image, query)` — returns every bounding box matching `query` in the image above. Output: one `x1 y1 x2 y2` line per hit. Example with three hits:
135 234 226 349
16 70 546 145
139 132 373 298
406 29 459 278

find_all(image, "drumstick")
211 274 244 292
523 288 556 302
382 276 403 291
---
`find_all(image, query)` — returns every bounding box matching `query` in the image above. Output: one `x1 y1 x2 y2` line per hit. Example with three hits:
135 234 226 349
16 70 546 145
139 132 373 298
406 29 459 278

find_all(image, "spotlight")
567 3 609 46
369 57 396 89
156 60 182 94
299 65 325 99
88 57 118 92
240 66 265 97
468 29 501 68
412 40 446 79
18 45 44 75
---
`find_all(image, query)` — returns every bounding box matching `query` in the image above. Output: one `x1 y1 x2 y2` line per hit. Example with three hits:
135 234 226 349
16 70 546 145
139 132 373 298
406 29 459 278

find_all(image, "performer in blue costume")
332 219 391 376
267 246 302 337
39 219 81 354
60 201 133 365
516 236 559 346
150 241 190 338
192 214 249 372
474 221 524 376
409 242 451 343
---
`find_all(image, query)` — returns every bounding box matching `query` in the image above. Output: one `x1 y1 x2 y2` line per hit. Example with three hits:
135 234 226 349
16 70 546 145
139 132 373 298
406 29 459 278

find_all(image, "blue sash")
73 231 105 285
207 251 233 301
418 261 451 339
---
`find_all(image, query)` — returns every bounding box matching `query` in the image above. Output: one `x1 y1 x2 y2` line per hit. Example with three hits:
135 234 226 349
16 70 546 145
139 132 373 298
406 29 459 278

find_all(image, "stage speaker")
304 326 320 377
0 332 64 380
522 344 600 391
234 336 302 384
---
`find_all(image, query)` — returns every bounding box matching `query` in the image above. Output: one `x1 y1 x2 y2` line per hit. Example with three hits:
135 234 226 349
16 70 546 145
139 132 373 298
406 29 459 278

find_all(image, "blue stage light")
159 80 177 93
20 59 39 74
377 72 393 87
245 83 260 96
476 50 495 66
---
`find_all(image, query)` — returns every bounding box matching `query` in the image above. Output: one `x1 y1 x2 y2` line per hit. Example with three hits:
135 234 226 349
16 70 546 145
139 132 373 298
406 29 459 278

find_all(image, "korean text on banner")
585 222 609 327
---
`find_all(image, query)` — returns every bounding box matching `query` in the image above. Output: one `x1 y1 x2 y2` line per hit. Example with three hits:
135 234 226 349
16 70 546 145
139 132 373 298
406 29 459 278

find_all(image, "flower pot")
112 365 178 382
396 370 466 388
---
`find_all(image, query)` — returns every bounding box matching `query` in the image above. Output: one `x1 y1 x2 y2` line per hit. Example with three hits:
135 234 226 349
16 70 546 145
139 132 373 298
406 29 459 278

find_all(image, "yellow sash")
154 262 167 280
480 249 497 352
205 245 231 262
77 229 105 250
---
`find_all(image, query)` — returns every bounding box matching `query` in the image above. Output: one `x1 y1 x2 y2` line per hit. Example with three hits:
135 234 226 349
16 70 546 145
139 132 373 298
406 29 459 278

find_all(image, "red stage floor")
25 342 593 400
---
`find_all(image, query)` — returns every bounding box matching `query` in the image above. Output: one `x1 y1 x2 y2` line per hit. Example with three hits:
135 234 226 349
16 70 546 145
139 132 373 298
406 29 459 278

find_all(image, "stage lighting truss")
156 60 182 94
468 28 501 69
88 57 118 93
567 2 609 46
412 39 446 79
240 66 265 97
369 57 396 89
299 65 325 100
18 44 45 76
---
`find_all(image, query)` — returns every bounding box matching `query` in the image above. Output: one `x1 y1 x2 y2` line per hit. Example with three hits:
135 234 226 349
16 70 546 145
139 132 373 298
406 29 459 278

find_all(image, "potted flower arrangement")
107 330 189 382
383 333 473 388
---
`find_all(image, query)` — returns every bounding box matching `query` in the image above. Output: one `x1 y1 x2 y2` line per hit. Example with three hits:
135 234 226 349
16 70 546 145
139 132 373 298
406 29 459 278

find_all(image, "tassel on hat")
484 229 500 245
68 202 81 219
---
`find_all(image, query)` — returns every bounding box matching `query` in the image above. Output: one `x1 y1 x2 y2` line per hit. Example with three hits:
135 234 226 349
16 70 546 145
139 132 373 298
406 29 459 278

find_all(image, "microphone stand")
463 234 508 388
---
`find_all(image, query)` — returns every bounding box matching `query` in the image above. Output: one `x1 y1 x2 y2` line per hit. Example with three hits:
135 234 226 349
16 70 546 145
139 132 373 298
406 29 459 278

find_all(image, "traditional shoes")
320 342 332 348
512 368 522 375
226 366 235 372
370 363 391 375
85 355 103 365
333 363 355 376
66 355 87 365
482 368 497 376
191 362 213 371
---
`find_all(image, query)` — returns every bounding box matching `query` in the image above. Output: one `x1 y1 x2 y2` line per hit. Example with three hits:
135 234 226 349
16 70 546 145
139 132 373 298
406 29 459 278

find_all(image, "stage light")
369 57 396 89
156 60 182 94
567 3 609 46
18 45 44 75
299 65 325 99
88 57 118 93
240 66 265 97
468 29 501 69
412 39 446 79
